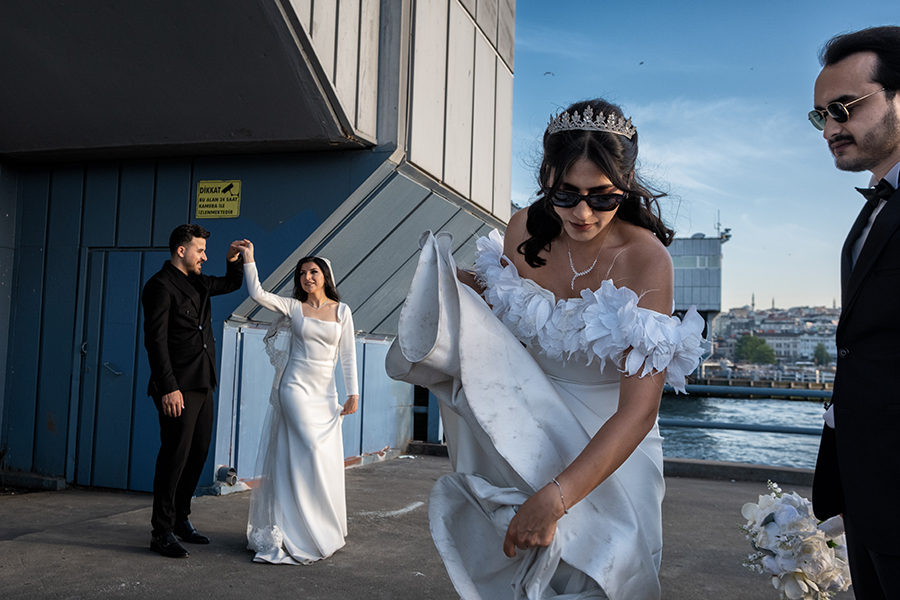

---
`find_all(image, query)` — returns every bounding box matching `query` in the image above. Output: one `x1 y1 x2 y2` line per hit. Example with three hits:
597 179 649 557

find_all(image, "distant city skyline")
722 296 840 312
511 0 897 310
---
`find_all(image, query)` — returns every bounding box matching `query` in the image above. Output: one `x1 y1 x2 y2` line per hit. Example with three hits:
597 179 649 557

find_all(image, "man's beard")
833 106 900 172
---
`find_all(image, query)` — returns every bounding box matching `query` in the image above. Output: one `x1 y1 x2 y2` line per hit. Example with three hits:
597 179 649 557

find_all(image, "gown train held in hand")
386 230 705 599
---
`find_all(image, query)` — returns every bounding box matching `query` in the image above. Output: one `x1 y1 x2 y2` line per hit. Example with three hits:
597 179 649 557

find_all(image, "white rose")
777 572 811 600
761 555 781 575
797 536 831 580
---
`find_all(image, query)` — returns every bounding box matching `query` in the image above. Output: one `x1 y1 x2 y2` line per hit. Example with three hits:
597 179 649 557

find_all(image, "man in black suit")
142 224 246 558
810 26 900 600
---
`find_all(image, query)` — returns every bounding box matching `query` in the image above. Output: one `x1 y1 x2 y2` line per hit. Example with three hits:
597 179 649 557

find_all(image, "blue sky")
510 1 898 310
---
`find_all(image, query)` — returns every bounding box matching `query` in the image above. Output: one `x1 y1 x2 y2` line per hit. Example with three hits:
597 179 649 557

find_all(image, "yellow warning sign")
196 180 241 219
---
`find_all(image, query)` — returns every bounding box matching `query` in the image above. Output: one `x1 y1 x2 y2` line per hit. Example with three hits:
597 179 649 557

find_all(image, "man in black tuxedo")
810 26 900 600
142 224 246 558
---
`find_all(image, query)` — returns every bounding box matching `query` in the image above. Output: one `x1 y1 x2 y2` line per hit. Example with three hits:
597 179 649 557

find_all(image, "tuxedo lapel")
841 202 875 294
162 261 202 311
842 186 900 317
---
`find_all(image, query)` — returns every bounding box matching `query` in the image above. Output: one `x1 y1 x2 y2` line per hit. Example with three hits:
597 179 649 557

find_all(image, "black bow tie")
856 179 896 208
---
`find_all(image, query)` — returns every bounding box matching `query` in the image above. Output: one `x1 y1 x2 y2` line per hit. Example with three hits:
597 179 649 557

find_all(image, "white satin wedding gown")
243 262 359 565
386 230 706 599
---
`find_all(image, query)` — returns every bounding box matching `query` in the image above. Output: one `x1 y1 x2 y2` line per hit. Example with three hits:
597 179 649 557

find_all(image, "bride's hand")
340 395 359 416
502 485 565 557
239 240 255 263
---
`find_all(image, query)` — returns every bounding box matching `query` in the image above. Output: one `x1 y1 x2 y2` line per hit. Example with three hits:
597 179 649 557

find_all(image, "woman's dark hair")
292 256 340 302
820 26 900 99
518 98 674 268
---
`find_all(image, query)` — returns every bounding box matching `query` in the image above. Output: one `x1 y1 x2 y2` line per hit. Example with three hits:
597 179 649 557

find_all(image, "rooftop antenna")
716 210 732 244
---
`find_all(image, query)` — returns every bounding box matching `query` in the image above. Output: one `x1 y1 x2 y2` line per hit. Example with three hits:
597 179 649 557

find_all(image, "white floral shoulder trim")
473 229 706 393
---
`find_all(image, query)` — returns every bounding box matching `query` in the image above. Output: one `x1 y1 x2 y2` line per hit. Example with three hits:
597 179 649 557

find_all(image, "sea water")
658 395 826 469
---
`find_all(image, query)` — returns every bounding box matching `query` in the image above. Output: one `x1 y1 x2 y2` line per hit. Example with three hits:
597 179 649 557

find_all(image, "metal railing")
676 383 832 400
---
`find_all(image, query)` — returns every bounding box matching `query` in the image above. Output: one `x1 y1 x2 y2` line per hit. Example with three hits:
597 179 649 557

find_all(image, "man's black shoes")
150 532 189 558
173 520 211 544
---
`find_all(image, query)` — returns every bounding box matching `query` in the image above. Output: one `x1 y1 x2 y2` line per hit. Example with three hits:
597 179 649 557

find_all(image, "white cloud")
628 97 866 308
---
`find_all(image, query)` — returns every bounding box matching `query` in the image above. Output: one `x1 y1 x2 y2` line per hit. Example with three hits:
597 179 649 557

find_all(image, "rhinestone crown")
546 105 636 139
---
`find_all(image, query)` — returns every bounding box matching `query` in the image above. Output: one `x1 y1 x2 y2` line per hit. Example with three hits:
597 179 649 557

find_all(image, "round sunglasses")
808 88 885 130
546 189 627 212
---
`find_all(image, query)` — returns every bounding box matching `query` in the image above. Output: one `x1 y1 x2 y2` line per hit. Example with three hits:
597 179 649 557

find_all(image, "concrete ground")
0 455 855 599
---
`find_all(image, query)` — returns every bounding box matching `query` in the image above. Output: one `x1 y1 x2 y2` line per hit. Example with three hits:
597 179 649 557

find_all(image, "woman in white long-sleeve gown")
387 98 706 599
240 242 359 565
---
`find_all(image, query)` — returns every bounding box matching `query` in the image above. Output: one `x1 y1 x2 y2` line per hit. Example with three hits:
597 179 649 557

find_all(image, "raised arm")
209 240 247 296
240 241 294 317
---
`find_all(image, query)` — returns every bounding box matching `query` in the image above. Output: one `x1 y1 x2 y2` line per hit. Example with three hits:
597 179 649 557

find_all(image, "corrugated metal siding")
408 0 514 222
1 150 395 482
238 169 503 336
444 1 476 196
0 163 17 450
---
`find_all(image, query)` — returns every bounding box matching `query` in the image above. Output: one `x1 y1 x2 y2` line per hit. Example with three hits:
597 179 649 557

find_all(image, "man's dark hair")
168 224 211 254
820 26 900 98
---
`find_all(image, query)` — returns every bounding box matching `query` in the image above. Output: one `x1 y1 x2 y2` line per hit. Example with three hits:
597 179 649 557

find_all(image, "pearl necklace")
567 219 615 290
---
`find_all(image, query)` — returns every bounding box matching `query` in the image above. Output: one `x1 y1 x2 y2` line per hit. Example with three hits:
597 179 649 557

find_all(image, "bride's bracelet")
550 478 569 515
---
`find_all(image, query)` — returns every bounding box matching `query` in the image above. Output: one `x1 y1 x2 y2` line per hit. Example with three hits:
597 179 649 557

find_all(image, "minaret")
751 293 755 312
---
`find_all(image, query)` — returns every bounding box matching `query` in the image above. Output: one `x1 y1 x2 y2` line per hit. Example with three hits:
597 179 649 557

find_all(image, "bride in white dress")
387 98 705 599
240 243 359 565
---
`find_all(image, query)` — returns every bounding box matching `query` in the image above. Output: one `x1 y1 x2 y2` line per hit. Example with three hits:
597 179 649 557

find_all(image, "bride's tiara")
546 105 636 139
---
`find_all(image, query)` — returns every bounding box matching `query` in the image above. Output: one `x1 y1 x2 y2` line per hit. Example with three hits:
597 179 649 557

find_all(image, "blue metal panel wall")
153 159 192 247
117 161 155 247
82 165 118 247
33 167 84 475
3 148 395 486
0 162 18 446
92 252 142 488
75 252 105 485
360 341 400 454
337 341 364 459
360 340 412 450
234 327 276 480
213 325 241 480
3 172 50 471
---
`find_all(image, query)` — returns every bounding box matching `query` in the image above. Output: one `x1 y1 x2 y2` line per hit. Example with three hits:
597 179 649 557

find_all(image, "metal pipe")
667 384 832 400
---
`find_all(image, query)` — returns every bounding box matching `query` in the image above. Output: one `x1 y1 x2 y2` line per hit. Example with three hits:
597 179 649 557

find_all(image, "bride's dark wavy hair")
292 256 340 302
518 98 674 268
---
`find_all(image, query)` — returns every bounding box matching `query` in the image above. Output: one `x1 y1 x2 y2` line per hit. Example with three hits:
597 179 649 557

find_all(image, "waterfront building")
668 231 730 338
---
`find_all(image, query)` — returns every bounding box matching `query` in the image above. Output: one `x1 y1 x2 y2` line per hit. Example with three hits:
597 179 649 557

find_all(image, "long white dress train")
243 262 359 565
386 230 705 599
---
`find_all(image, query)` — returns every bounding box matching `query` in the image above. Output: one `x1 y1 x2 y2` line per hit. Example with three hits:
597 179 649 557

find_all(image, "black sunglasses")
546 189 627 211
808 88 885 130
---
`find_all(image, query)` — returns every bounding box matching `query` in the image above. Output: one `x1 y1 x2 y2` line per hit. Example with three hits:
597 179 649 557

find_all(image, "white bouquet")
740 481 851 599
